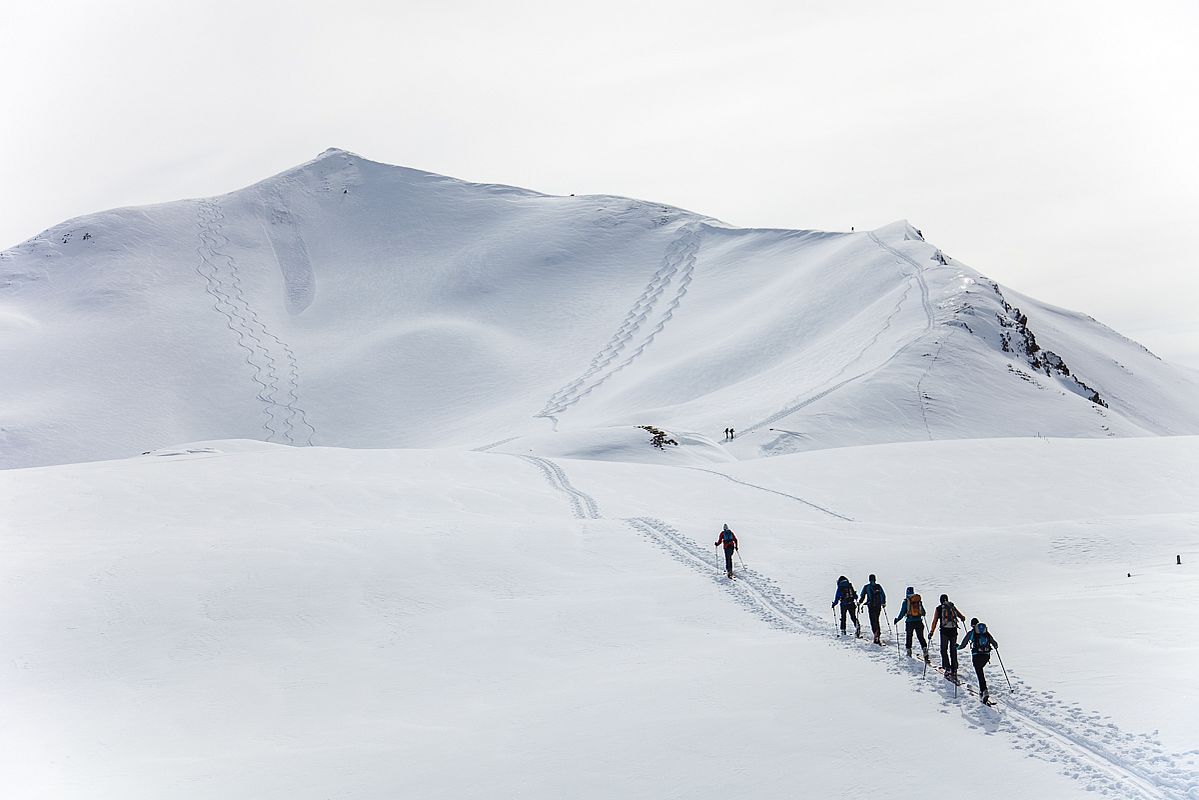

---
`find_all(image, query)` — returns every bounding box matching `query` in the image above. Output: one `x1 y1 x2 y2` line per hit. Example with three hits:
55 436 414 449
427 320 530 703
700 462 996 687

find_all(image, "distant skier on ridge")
714 524 738 579
833 575 861 637
894 586 929 661
857 574 886 644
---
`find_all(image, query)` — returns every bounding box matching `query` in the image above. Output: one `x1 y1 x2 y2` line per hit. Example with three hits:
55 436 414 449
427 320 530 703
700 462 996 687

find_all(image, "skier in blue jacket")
831 575 861 637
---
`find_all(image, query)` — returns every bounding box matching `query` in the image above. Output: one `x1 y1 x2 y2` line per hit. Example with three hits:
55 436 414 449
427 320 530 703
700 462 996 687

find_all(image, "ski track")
471 436 521 453
744 231 937 435
516 454 1195 800
195 200 316 445
514 455 602 519
535 222 702 420
683 466 854 522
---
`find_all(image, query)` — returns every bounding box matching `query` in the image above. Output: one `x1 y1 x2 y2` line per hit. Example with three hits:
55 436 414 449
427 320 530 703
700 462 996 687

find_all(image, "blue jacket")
859 581 886 607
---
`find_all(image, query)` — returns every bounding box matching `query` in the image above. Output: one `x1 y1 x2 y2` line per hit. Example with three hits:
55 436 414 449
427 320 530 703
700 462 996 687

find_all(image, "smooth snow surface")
3 437 1198 799
2 149 1198 469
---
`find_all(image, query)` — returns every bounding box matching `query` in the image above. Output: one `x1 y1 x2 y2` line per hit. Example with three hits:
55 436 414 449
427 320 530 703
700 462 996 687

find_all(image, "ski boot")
855 625 862 638
873 634 881 645
922 648 930 663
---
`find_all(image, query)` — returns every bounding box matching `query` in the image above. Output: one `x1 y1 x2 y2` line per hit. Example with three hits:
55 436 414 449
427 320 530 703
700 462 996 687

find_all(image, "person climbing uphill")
927 593 966 676
894 587 929 661
959 618 1000 705
714 524 738 578
858 574 886 644
832 575 861 637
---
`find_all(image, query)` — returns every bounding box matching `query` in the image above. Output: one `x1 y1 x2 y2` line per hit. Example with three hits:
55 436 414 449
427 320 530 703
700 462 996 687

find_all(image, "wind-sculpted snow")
259 183 316 316
522 454 1197 800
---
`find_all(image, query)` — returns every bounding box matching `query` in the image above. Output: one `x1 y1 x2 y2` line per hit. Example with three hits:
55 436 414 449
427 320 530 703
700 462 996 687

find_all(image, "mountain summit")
2 149 1196 468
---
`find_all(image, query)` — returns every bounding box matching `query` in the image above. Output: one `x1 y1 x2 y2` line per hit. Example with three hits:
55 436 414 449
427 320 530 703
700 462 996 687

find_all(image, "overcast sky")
3 1 1197 367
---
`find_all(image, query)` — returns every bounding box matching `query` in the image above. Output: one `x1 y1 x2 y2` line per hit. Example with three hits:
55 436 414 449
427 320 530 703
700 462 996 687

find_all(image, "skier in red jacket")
714 524 738 578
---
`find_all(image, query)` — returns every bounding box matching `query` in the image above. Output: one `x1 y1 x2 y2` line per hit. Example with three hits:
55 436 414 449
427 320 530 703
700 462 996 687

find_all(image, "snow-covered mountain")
3 148 1197 469
4 151 1198 798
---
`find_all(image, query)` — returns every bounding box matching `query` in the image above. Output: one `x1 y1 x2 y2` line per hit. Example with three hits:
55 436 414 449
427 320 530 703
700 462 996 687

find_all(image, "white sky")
3 0 1197 368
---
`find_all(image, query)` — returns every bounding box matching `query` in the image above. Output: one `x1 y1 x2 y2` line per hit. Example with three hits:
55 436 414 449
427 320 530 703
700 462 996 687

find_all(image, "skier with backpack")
927 593 966 677
959 618 1001 704
893 587 929 661
831 576 861 637
857 574 886 644
714 524 738 579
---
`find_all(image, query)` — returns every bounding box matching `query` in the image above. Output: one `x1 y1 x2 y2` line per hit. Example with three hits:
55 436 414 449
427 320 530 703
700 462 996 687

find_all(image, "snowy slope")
2 437 1196 799
3 149 1198 469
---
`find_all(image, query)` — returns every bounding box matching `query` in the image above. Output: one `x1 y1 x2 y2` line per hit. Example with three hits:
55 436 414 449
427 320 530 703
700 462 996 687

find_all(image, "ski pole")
995 648 1012 692
736 550 746 570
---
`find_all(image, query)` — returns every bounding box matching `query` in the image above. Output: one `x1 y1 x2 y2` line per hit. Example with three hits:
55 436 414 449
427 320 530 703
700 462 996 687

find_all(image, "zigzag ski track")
514 454 1197 800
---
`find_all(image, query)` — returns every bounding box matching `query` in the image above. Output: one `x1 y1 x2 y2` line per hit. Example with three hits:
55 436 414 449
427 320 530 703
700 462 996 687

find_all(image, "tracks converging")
512 453 1196 800
195 199 316 445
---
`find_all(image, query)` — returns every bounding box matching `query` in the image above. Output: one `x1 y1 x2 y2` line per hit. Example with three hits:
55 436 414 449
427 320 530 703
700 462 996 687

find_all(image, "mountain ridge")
2 149 1197 469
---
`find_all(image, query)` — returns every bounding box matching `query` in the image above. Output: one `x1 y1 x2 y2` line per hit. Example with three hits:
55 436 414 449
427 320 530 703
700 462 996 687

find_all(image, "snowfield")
2 150 1198 798
2 437 1197 799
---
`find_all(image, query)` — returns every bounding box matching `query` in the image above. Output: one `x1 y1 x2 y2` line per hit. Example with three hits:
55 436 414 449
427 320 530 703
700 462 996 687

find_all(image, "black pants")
939 628 959 672
905 621 927 652
866 604 882 639
972 652 991 695
839 603 859 632
723 547 735 574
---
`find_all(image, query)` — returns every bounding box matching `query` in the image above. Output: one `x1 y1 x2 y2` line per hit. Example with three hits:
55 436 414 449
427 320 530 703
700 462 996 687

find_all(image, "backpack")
907 594 924 618
722 529 735 545
940 603 959 629
865 583 882 605
839 581 855 603
975 624 992 654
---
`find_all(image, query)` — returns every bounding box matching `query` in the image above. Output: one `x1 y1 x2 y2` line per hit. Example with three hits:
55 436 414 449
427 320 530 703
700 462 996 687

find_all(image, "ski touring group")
718 525 1006 706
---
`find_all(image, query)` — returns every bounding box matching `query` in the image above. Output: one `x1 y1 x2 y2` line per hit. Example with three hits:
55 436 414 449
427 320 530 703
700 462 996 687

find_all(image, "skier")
729 428 735 439
714 524 738 578
857 574 886 644
894 587 929 661
723 427 730 440
832 575 861 637
959 618 1000 704
927 593 966 676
